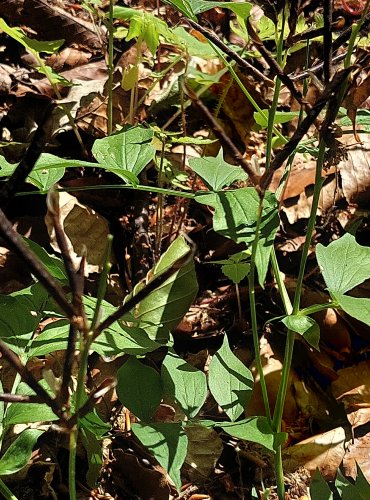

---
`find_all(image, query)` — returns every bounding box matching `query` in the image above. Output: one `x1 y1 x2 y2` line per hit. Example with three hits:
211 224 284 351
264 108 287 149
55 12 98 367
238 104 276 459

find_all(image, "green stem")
0 478 18 500
300 301 337 316
272 141 326 500
69 236 113 499
107 0 115 135
249 199 272 423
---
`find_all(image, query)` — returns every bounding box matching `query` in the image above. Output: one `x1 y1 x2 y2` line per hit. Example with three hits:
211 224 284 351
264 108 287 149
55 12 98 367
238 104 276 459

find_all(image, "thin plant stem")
272 141 326 500
235 283 242 323
68 236 113 499
248 199 272 423
0 478 18 500
107 0 115 136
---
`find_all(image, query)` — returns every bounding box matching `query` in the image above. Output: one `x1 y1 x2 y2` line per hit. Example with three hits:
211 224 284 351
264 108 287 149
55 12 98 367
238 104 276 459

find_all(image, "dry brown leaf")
246 337 299 422
331 360 370 429
184 424 223 481
270 132 370 224
283 426 346 480
45 191 110 274
342 433 370 482
344 74 370 142
46 47 92 72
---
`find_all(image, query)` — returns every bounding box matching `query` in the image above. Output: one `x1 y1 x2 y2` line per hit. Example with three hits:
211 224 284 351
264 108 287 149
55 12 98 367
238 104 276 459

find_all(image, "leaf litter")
1 0 370 499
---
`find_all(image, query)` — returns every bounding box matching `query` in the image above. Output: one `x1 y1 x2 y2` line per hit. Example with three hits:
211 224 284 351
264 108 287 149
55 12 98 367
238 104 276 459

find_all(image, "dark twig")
183 84 260 186
0 393 46 404
246 20 304 106
0 208 76 320
0 101 55 206
0 339 63 419
259 67 353 194
47 191 88 410
185 18 273 86
64 378 116 428
323 0 333 82
290 53 346 82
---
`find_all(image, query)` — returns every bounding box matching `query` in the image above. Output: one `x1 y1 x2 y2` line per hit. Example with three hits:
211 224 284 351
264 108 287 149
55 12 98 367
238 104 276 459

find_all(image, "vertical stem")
107 0 114 135
272 141 326 500
249 199 272 423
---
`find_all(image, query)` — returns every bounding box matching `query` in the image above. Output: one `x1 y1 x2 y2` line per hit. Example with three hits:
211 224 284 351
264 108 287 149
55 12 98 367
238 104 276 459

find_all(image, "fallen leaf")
283 427 346 480
331 360 370 429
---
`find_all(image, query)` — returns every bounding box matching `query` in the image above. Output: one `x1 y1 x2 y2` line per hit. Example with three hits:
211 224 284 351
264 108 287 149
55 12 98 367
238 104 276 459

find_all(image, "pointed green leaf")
317 233 370 294
161 350 207 418
0 283 48 357
189 149 247 191
196 188 279 287
132 422 188 491
0 429 44 476
281 315 320 350
217 417 287 452
0 19 63 55
330 293 370 327
116 357 163 421
208 335 253 421
164 0 252 18
92 125 155 179
310 469 333 500
133 236 198 341
4 382 58 426
80 411 110 487
28 166 65 192
22 238 68 282
254 110 300 128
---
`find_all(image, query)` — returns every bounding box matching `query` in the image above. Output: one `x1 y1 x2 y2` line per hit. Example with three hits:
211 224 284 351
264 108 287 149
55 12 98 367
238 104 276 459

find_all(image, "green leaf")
189 148 248 191
29 299 160 358
173 27 217 58
217 417 287 452
330 293 370 327
0 283 48 357
0 19 64 55
80 425 103 487
80 411 110 487
316 233 370 294
310 469 334 500
196 188 279 287
164 0 252 19
4 382 59 427
22 238 68 282
92 125 155 179
133 236 198 341
116 357 163 421
254 110 300 128
354 463 370 498
28 165 65 192
208 335 253 421
213 250 251 284
161 350 207 418
281 315 320 350
132 422 188 491
0 429 44 476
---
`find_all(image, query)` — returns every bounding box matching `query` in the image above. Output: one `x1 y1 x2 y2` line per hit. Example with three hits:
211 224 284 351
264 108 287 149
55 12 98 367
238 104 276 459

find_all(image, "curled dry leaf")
45 191 110 274
331 360 370 429
271 132 370 224
343 74 370 142
283 426 346 480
